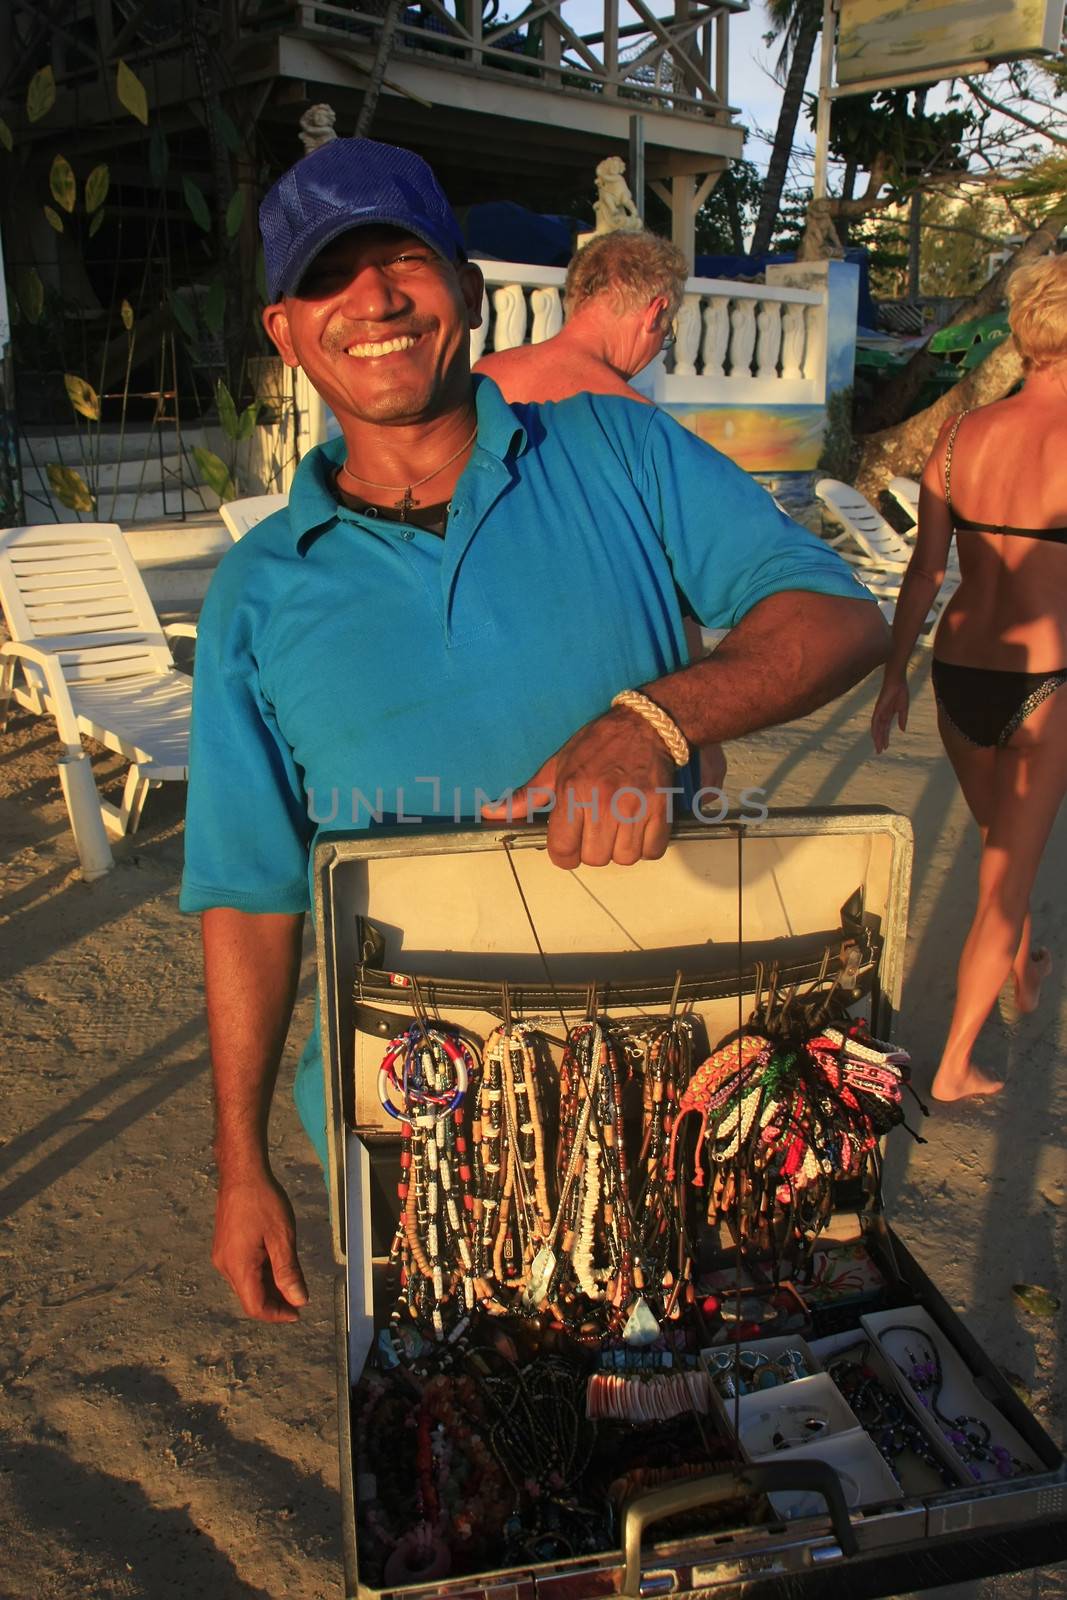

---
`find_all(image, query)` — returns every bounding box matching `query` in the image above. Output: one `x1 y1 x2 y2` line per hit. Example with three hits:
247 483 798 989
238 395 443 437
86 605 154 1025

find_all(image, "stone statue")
592 156 642 236
299 103 338 156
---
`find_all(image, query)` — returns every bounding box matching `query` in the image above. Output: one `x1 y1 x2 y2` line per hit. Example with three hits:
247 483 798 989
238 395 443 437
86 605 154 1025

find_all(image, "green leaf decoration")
148 123 169 186
236 400 261 442
216 378 240 440
167 290 197 341
1012 1283 1060 1319
255 245 268 305
49 153 76 212
193 446 237 503
43 205 64 233
0 117 13 153
120 298 135 331
88 207 106 238
213 105 242 154
116 59 149 125
46 463 94 513
64 372 101 421
225 188 245 239
17 267 44 324
26 66 56 124
85 163 110 214
183 175 211 232
203 275 226 334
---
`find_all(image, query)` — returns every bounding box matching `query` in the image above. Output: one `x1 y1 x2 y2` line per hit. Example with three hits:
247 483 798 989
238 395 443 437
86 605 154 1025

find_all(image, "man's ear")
645 294 670 335
459 261 485 329
262 301 299 367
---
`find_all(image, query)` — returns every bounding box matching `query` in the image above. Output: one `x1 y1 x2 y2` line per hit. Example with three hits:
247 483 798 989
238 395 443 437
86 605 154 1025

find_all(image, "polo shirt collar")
288 375 527 554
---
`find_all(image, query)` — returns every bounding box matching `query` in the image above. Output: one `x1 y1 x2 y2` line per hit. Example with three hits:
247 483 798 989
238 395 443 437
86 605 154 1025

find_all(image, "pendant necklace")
338 420 478 516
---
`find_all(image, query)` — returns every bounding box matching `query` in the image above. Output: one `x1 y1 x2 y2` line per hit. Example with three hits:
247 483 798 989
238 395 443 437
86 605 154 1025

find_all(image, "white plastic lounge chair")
815 477 961 586
220 493 286 541
886 476 920 528
0 523 195 876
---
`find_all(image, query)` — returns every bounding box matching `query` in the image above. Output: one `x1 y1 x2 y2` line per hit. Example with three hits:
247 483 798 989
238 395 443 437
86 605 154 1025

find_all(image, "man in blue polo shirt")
183 138 885 1325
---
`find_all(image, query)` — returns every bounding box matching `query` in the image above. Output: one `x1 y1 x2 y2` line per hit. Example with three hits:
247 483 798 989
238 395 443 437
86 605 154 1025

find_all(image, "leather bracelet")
610 689 690 767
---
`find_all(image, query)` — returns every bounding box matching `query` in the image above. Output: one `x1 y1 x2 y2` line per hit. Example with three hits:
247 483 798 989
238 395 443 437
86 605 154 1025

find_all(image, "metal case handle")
620 1461 858 1598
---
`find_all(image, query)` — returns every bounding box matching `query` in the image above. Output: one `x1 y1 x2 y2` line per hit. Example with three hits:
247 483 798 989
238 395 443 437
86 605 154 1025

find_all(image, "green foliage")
88 207 107 239
214 105 242 154
43 205 64 233
26 65 56 123
821 89 974 200
85 163 110 214
0 116 12 152
116 60 149 124
816 386 854 479
120 298 135 331
255 245 268 305
216 379 240 438
193 446 237 503
64 373 101 420
49 154 77 212
46 463 94 512
203 276 226 334
16 268 44 324
225 189 246 239
167 290 198 341
183 176 212 232
695 160 765 255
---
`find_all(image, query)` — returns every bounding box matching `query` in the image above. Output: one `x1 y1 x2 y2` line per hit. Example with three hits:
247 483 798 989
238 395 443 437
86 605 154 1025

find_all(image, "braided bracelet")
611 689 690 767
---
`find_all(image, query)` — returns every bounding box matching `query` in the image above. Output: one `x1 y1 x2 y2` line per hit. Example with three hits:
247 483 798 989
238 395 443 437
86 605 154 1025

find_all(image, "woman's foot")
931 1055 1005 1103
999 947 1053 1025
1016 946 1052 1013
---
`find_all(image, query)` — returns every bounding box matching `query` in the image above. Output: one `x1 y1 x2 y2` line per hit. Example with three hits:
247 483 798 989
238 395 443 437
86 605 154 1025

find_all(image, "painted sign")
836 0 1066 86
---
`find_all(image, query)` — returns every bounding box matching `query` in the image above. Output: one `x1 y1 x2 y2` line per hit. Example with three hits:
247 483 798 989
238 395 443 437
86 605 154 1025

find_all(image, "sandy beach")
1 655 1064 1599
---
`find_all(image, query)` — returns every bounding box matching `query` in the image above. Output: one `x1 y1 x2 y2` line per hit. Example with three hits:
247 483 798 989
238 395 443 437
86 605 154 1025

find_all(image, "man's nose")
337 262 409 321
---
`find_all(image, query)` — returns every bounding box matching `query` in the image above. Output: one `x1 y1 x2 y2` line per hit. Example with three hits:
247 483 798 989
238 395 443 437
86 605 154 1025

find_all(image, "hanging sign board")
836 0 1066 87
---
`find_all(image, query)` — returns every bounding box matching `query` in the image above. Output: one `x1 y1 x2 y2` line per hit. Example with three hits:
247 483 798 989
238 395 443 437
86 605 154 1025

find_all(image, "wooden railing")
295 0 740 123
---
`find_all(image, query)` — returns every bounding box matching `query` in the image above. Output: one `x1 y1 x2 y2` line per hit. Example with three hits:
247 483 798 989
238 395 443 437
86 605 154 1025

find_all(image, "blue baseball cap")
260 138 467 301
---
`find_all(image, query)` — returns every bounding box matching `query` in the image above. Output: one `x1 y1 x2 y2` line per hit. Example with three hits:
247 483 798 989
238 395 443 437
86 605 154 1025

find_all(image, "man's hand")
482 707 675 869
212 1171 309 1323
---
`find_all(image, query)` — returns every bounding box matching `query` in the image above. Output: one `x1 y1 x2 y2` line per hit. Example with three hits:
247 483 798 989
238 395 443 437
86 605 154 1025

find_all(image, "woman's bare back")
935 386 1067 671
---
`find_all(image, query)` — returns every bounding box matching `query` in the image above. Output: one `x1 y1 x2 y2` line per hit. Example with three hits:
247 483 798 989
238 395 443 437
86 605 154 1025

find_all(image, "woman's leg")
933 686 1067 1101
934 708 1046 1016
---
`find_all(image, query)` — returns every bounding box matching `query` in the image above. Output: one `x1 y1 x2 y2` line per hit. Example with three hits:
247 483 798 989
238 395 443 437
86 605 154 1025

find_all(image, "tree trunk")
863 190 1067 431
853 338 1024 502
749 8 821 258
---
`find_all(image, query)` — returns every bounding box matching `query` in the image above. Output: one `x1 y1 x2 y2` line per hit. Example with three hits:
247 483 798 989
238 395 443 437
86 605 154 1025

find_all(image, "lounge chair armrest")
164 622 198 640
0 640 83 745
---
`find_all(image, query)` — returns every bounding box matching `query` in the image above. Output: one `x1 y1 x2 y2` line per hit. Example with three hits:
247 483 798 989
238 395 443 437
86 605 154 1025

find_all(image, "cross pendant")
396 486 415 517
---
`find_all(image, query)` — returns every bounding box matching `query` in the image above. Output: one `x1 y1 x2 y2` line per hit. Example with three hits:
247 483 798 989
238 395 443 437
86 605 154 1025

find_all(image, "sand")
1 654 1064 1599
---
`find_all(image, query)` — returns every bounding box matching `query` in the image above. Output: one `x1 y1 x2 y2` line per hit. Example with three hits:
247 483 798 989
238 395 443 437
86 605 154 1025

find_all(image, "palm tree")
749 0 823 257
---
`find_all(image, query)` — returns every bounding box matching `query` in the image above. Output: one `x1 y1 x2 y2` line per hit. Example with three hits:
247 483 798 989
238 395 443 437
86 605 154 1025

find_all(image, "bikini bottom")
931 659 1067 749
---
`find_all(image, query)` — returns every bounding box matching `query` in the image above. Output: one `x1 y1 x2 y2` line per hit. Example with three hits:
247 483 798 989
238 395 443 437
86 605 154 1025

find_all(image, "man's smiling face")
263 226 484 426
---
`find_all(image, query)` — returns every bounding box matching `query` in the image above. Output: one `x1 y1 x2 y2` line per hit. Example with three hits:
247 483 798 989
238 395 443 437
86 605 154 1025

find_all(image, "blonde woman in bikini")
872 255 1067 1102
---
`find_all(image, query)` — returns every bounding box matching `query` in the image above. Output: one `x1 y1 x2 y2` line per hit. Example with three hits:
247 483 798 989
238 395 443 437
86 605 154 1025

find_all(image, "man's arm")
485 590 887 867
203 906 309 1323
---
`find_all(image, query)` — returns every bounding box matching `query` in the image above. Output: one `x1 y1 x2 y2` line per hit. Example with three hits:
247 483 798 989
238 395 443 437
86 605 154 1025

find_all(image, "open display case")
313 811 1067 1600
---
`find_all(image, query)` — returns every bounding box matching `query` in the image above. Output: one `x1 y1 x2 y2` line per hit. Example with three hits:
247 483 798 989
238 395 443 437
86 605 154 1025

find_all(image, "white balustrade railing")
472 260 829 405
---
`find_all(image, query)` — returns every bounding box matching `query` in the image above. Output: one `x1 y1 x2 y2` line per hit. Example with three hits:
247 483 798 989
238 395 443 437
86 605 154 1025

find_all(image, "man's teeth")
346 336 418 358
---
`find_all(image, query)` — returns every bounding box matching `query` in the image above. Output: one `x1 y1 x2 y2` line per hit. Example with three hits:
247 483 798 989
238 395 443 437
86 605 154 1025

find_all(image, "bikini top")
945 409 1067 543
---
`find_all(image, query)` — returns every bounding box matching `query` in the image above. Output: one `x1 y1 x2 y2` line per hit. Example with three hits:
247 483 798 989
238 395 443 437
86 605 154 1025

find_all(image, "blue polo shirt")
181 376 872 1164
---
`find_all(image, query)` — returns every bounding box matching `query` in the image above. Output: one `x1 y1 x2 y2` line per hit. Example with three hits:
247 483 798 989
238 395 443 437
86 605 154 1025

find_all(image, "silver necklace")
338 421 478 516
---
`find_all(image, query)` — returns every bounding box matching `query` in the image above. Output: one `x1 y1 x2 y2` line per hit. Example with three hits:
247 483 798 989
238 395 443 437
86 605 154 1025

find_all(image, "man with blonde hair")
476 229 686 404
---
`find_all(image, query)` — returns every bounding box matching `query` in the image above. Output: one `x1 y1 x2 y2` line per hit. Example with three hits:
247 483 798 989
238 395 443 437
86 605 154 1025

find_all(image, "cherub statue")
299 103 338 156
592 156 643 235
